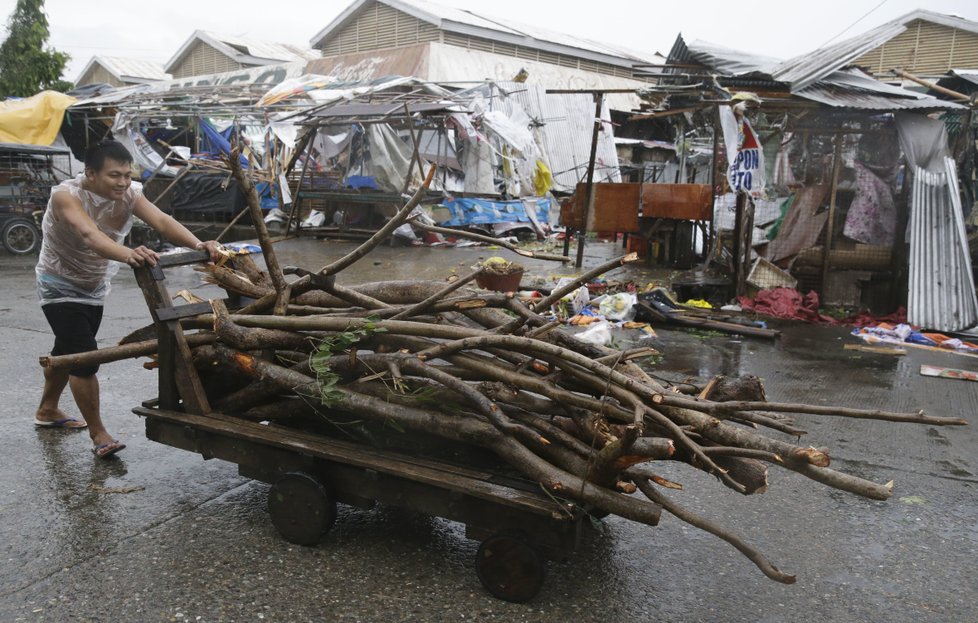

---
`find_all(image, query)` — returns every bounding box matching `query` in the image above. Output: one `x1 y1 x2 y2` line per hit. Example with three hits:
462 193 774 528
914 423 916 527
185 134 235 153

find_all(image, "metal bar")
576 93 605 269
545 88 638 94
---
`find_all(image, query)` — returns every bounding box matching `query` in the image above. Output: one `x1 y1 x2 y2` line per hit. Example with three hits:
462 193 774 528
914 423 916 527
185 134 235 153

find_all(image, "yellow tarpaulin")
0 90 76 146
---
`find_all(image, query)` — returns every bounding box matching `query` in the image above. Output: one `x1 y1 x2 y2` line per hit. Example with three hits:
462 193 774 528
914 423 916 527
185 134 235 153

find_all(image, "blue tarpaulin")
197 118 280 209
197 118 249 168
435 197 552 227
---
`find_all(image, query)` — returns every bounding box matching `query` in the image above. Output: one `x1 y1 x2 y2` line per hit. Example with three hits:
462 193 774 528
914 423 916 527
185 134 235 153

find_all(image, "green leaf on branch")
310 318 386 407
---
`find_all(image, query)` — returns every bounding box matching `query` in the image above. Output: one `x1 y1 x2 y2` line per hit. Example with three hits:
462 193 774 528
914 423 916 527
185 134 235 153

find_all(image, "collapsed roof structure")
626 33 974 331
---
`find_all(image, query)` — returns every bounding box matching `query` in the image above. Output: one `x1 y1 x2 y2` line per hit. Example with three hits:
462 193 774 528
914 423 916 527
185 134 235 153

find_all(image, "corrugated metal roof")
771 21 908 92
203 31 320 63
166 30 319 73
668 35 966 110
770 10 978 92
96 56 170 81
75 56 170 85
311 0 659 68
907 157 978 331
792 86 966 110
677 11 978 94
684 40 779 77
822 68 931 97
795 69 966 110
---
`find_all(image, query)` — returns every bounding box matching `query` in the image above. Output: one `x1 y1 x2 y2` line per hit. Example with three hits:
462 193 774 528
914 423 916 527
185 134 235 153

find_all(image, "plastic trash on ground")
264 207 288 224
552 277 591 319
576 320 612 346
598 292 637 321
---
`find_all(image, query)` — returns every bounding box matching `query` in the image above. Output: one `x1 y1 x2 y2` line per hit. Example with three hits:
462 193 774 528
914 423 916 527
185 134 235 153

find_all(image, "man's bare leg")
67 374 115 447
36 365 74 423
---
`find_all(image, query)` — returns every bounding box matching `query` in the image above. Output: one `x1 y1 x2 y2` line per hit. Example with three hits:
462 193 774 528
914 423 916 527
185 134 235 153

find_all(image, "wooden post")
821 135 845 297
284 131 316 237
577 93 605 268
706 105 722 263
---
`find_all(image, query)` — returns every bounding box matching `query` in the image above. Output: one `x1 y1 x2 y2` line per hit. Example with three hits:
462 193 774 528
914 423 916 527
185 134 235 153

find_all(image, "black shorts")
42 302 104 377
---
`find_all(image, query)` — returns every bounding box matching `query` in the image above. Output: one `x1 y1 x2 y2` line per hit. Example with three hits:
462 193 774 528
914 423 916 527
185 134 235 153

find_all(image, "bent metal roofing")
666 35 965 112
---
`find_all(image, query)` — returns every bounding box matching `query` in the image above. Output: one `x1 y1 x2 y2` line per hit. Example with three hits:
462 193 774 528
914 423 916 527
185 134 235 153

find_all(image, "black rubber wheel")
267 471 336 546
2 218 41 255
475 531 546 603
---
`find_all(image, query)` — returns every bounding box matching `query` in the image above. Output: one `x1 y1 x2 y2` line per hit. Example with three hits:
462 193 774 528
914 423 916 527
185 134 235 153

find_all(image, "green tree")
0 0 72 98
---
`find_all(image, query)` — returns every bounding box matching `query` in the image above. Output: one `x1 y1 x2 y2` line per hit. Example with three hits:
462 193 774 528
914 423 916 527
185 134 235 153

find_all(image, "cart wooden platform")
130 251 592 602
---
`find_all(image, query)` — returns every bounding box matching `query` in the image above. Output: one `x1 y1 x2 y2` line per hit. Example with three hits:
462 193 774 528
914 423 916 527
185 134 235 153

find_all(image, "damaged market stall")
272 77 617 251
637 34 975 331
262 76 468 239
63 81 299 223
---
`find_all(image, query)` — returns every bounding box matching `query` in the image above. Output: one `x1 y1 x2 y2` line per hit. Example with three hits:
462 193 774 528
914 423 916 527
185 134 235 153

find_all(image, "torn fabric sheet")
767 184 830 263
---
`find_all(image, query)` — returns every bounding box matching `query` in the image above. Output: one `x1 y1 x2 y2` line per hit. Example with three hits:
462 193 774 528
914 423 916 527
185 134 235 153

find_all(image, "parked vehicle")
0 142 76 256
0 207 42 255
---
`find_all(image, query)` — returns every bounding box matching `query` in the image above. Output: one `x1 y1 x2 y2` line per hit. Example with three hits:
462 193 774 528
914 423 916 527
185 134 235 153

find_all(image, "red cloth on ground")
846 306 907 327
737 287 839 324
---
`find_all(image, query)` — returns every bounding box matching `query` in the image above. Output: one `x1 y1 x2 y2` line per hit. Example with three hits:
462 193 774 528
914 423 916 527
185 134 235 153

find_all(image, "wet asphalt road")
1 238 976 622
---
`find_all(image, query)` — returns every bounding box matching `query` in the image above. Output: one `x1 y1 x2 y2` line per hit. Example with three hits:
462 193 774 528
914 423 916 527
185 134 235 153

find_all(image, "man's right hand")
124 245 160 267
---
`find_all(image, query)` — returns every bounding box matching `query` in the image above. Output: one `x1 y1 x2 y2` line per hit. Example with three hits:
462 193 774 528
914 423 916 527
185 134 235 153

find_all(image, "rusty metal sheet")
641 184 713 220
569 183 640 233
563 183 712 230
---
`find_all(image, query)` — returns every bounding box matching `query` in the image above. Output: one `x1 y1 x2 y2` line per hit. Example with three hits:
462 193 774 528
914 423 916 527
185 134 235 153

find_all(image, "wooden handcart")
131 251 592 602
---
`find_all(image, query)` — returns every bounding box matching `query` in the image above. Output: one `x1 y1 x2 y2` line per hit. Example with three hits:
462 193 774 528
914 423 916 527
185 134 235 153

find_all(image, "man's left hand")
195 240 226 263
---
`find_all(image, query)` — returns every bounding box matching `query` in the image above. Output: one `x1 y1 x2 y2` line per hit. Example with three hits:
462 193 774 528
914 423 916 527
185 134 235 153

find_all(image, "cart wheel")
475 531 545 603
267 471 336 546
2 218 41 255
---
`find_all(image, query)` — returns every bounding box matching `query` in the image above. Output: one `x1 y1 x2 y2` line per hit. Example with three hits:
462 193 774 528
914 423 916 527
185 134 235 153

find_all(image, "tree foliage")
0 0 71 98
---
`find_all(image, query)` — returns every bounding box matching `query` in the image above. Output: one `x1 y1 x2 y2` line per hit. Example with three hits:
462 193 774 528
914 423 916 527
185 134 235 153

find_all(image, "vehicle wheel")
2 218 41 255
475 531 545 603
267 471 336 546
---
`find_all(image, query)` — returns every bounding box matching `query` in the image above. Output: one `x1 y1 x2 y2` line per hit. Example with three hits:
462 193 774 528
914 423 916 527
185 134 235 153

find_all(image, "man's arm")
133 195 223 261
51 191 159 267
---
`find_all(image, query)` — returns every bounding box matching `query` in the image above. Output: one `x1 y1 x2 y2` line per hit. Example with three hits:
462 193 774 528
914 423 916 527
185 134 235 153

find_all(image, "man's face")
85 158 133 200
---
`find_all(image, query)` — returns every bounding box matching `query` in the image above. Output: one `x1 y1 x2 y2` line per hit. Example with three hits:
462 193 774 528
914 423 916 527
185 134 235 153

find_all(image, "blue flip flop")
92 440 126 459
34 417 88 429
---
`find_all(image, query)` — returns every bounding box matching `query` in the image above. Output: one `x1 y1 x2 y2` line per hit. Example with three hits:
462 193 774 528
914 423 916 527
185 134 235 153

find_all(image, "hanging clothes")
843 162 896 246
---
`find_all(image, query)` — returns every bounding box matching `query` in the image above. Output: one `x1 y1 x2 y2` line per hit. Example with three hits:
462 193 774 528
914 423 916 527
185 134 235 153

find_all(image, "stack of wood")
40 158 967 585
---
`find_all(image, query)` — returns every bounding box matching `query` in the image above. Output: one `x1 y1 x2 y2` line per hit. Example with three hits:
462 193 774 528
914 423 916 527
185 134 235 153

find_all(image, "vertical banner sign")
719 106 765 199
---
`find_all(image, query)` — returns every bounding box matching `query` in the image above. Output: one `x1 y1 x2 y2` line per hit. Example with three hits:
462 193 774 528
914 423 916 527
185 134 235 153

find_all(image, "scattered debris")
843 344 906 356
920 364 978 382
89 484 145 495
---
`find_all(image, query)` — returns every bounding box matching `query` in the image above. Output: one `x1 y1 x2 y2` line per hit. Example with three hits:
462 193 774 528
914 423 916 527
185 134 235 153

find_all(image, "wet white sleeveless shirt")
35 175 143 305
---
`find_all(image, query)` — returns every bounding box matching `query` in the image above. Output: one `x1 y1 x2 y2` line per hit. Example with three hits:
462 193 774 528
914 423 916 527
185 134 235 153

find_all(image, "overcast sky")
2 0 976 83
